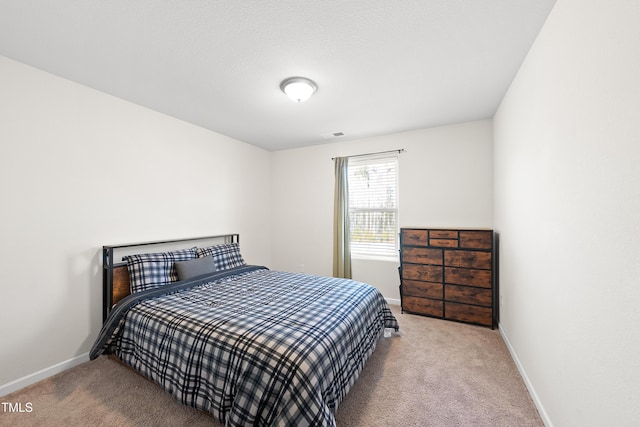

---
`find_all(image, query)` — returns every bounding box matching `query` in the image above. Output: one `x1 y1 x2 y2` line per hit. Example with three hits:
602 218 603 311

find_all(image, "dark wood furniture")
399 227 496 328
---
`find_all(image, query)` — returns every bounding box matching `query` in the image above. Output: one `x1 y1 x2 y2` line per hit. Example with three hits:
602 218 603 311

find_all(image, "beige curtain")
333 156 352 278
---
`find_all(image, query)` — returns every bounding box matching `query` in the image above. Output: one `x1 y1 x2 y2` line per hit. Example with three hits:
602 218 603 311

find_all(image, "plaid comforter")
90 266 399 426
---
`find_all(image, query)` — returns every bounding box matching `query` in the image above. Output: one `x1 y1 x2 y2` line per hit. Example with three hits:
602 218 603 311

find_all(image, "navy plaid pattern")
108 269 399 426
123 247 197 293
196 242 246 270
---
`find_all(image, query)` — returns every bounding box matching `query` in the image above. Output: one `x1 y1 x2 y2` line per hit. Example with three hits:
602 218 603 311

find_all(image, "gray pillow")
175 255 217 281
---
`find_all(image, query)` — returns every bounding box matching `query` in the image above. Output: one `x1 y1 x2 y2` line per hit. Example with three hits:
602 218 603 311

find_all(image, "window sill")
352 254 399 263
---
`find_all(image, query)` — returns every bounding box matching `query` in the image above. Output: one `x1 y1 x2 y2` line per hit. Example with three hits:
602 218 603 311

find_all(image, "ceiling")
0 1 556 151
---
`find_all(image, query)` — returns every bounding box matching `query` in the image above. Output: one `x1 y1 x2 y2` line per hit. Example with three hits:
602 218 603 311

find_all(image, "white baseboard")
499 323 553 427
0 352 90 397
386 297 401 306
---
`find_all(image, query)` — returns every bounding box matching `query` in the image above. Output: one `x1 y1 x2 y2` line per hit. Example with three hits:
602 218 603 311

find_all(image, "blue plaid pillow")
196 243 246 271
123 247 197 293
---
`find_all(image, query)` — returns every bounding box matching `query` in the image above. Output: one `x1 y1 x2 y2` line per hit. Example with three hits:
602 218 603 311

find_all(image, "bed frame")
102 234 239 321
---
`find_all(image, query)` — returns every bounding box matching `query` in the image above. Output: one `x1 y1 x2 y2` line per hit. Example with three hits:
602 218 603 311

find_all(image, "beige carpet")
0 306 542 426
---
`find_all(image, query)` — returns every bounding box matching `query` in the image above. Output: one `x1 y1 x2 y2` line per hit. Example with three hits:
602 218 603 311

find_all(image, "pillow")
123 247 197 293
196 242 246 271
175 255 217 281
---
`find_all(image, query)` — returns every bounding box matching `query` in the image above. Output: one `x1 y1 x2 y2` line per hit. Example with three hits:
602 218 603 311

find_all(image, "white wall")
270 120 493 300
494 0 640 425
0 55 272 390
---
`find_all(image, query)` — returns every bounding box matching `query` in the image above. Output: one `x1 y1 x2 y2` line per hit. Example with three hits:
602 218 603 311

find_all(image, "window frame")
347 153 400 261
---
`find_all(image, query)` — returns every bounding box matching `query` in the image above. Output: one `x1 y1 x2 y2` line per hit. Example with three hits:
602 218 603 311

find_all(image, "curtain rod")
331 148 405 161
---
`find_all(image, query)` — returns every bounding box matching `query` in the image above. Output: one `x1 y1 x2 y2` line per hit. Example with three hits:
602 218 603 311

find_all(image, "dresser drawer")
459 231 492 249
402 264 443 282
444 267 492 288
444 284 492 307
445 302 492 327
403 279 443 299
429 230 458 239
402 247 443 265
444 250 491 269
429 238 459 248
403 296 443 317
401 229 428 246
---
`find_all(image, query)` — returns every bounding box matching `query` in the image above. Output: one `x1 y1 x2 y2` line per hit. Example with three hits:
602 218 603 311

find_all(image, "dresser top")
400 226 493 231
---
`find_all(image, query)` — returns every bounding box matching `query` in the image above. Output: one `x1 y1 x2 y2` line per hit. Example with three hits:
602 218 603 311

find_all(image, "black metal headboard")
102 234 239 321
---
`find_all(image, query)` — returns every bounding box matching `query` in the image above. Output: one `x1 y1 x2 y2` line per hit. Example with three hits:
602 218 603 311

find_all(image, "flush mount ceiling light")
280 77 317 102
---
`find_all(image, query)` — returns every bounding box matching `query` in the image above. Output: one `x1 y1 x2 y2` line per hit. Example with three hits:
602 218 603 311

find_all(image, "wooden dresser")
399 227 496 328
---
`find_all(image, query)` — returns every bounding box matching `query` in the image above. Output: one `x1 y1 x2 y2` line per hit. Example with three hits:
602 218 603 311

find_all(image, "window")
348 154 399 258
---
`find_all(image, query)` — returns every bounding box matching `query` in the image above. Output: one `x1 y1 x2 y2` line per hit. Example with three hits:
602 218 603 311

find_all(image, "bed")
90 234 399 426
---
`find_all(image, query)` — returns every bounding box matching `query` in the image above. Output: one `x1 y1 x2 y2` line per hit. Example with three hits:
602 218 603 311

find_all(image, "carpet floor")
0 305 542 426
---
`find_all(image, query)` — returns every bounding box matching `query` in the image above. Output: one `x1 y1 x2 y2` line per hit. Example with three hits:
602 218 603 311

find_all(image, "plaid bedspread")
91 266 399 426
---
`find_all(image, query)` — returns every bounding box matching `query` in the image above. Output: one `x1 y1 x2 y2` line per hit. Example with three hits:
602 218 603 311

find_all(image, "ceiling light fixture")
280 77 317 102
